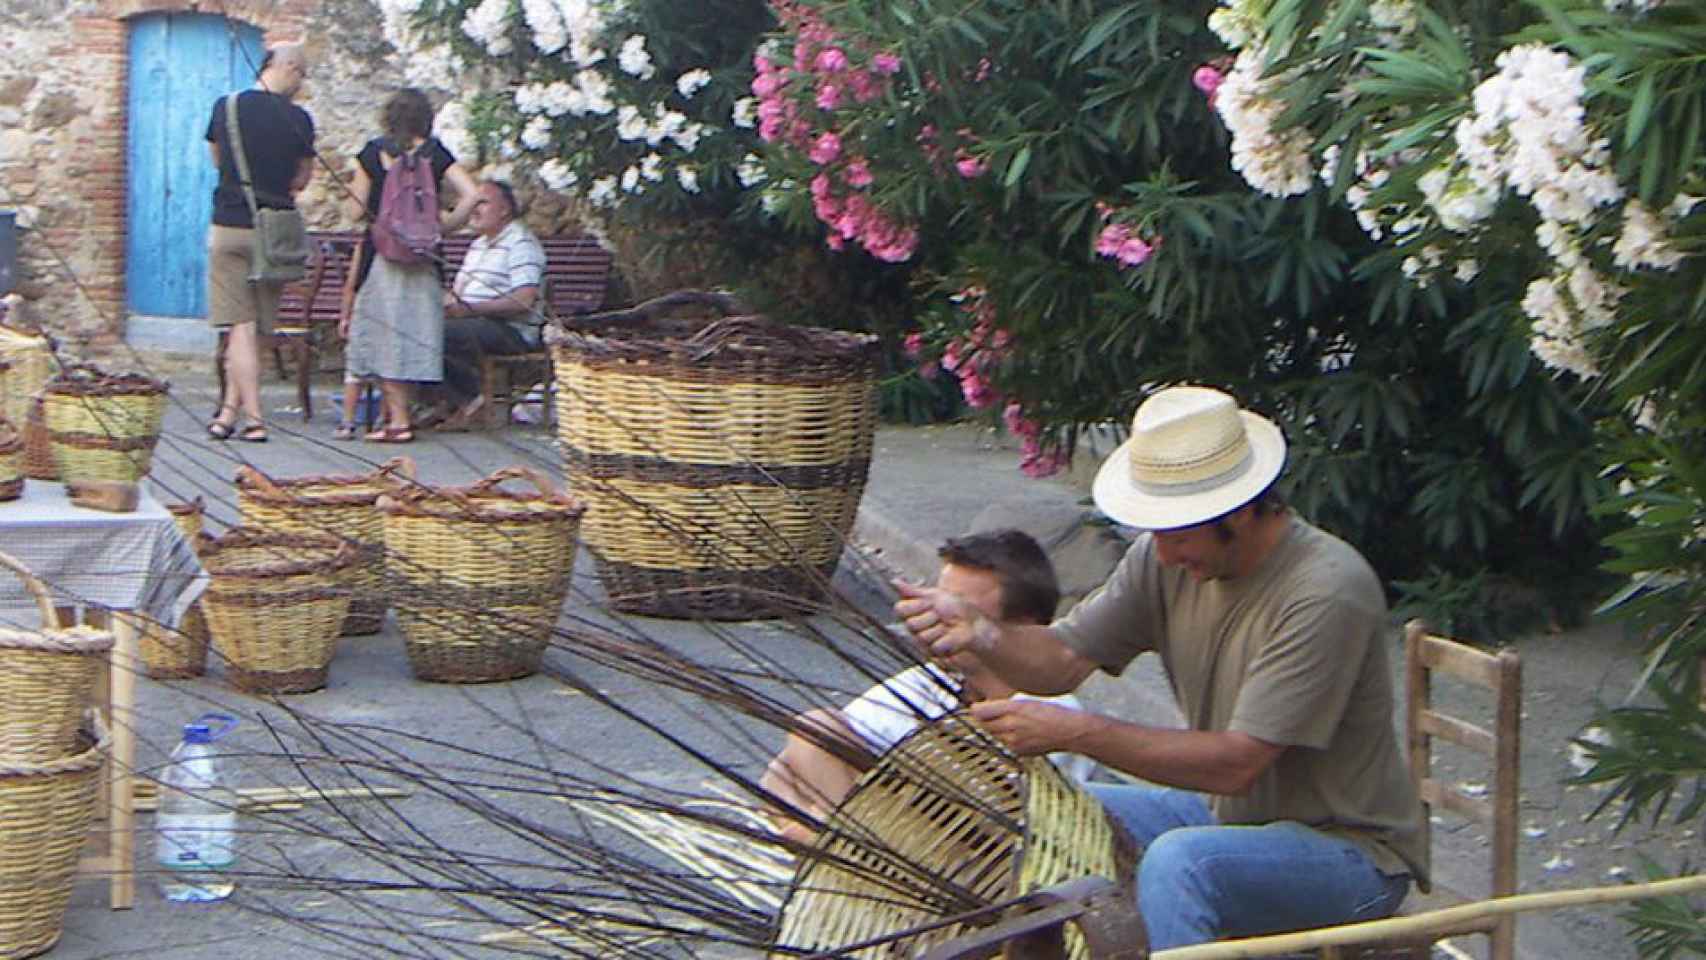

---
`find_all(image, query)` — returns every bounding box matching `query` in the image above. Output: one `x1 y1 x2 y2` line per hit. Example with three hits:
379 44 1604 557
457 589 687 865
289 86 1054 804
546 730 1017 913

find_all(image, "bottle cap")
182 722 213 745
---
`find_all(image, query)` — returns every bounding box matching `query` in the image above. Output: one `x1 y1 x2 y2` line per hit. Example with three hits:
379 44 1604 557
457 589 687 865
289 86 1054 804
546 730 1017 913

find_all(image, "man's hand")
969 698 1089 757
894 580 997 661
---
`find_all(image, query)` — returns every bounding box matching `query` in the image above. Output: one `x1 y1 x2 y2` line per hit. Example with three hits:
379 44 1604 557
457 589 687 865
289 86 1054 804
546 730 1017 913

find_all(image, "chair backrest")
276 231 363 332
436 233 612 322
1404 620 1521 960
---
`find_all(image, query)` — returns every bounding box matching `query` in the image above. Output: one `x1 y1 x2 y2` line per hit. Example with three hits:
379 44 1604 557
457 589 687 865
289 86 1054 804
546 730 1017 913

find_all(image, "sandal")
206 420 235 441
365 426 415 444
332 422 357 441
238 423 269 443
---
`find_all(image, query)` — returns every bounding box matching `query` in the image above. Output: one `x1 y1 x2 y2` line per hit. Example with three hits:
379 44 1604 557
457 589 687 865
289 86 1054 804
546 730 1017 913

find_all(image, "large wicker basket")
236 457 415 637
0 718 108 960
41 365 169 484
199 528 356 694
21 397 53 482
139 500 211 680
0 417 21 501
771 712 1134 959
378 467 582 683
0 550 112 763
550 297 879 619
0 324 58 436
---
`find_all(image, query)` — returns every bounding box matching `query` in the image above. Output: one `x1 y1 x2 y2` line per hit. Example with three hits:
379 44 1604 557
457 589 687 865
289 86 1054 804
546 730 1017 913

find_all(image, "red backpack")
371 141 440 264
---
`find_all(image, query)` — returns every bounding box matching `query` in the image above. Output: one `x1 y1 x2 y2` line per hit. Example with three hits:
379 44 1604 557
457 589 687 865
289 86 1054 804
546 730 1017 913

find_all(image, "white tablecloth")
0 479 207 629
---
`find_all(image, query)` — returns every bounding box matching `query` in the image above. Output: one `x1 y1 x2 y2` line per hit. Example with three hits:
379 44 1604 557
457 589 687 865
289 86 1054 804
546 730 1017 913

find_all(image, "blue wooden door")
126 13 264 317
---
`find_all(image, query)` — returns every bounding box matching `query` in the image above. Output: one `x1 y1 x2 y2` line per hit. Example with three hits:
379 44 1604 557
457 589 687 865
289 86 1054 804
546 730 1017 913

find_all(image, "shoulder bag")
225 93 310 283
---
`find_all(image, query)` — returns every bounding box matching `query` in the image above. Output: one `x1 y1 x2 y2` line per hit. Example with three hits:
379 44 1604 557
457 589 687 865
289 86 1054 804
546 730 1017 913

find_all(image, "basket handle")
684 314 813 354
465 466 559 498
0 547 64 628
374 456 417 481
234 464 287 498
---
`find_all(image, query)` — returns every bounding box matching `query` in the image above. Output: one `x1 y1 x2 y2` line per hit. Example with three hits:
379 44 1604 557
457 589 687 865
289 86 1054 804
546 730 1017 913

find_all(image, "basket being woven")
0 417 21 501
139 500 211 680
0 549 113 763
41 365 169 484
199 528 356 694
236 457 415 637
378 467 582 684
771 712 1134 959
550 298 878 620
0 718 108 960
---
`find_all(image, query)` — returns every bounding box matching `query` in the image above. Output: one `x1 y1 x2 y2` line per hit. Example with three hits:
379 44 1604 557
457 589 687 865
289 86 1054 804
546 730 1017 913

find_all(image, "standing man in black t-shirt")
203 42 316 442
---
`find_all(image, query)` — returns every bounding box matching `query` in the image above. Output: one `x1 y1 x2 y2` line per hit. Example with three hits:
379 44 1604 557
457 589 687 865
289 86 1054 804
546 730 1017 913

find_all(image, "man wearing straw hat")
897 385 1425 949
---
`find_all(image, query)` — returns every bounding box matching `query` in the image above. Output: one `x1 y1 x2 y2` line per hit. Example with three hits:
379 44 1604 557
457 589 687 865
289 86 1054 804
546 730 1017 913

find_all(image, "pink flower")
903 331 925 357
1019 437 1069 478
844 157 874 188
808 130 842 164
955 152 987 179
991 328 1013 351
973 57 992 83
871 52 902 75
751 71 786 98
847 70 881 103
1193 65 1225 108
814 193 844 223
1095 223 1131 258
758 116 784 142
816 82 842 111
918 361 940 380
814 48 849 73
754 54 776 75
959 370 996 409
810 172 834 197
826 233 845 251
1003 402 1036 438
941 340 965 373
1115 236 1154 267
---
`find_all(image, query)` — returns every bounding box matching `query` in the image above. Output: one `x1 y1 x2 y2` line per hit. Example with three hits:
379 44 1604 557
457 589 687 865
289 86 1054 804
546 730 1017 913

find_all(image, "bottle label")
157 814 237 869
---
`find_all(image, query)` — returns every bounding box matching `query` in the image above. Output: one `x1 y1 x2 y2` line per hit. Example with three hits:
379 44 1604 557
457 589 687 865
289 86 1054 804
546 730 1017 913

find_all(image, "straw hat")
1092 386 1286 530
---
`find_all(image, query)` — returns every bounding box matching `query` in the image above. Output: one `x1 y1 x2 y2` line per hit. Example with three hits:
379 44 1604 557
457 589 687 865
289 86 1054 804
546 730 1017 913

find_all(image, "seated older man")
439 180 546 429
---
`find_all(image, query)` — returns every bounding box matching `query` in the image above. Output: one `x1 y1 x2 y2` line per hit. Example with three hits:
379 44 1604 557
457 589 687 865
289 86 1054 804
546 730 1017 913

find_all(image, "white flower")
640 152 664 181
1367 0 1418 37
1613 200 1684 271
574 70 615 116
760 188 787 214
616 105 648 141
677 165 700 193
671 122 707 153
520 115 554 151
731 97 758 129
1454 259 1481 282
735 153 768 188
620 166 641 192
676 68 713 99
538 158 578 191
618 34 656 80
1207 1 1263 50
570 34 606 67
587 176 619 207
498 138 521 160
461 0 513 56
647 106 686 147
521 0 567 54
434 98 476 164
1216 50 1315 198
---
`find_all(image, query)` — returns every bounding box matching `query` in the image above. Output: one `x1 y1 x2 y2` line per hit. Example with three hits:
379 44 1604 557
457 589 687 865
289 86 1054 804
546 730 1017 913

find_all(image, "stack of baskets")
0 549 111 959
0 324 60 482
236 458 414 637
378 467 582 683
550 305 879 619
771 712 1135 959
40 365 169 484
138 500 212 680
198 528 356 694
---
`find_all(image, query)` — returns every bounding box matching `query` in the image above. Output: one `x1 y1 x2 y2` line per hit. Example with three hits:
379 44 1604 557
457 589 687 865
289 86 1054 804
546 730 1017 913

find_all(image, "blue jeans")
1087 784 1410 950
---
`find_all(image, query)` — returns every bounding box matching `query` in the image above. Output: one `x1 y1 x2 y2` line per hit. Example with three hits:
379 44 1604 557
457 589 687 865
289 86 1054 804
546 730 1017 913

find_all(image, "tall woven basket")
199 528 356 694
0 718 108 960
41 365 169 484
236 457 415 637
21 398 54 482
0 550 113 763
378 467 582 683
549 295 879 619
0 324 58 435
0 417 22 501
771 712 1135 959
139 500 211 680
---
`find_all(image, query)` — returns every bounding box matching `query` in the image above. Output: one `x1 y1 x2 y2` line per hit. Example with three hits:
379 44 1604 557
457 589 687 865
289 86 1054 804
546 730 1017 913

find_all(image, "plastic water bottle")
156 713 239 902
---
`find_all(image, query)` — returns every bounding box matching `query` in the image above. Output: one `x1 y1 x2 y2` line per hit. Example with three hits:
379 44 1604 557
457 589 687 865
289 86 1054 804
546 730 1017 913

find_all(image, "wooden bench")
263 230 614 425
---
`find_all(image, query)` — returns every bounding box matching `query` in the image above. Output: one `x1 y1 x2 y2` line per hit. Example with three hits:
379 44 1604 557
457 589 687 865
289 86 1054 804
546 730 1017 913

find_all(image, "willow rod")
1154 874 1706 960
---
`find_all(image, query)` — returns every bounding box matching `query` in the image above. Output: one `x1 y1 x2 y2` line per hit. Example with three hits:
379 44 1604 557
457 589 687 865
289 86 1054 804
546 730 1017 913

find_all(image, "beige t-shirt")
1052 515 1428 887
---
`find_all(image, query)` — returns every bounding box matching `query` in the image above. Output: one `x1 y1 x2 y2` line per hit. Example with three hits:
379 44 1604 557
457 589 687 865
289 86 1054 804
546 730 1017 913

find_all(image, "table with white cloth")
0 479 209 909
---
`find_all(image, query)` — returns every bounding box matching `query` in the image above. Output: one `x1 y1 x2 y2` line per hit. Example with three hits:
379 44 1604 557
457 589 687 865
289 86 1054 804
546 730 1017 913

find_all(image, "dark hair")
1208 484 1288 542
938 529 1060 625
382 88 434 141
487 180 522 219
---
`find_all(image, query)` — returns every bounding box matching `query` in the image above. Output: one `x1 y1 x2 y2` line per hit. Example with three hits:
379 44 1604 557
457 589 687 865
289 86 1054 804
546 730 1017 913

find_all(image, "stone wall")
0 0 587 349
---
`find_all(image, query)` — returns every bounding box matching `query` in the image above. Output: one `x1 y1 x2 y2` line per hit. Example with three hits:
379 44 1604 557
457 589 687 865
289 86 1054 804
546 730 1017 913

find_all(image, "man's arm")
208 141 221 169
970 699 1285 796
444 283 538 319
290 156 314 194
895 581 1095 695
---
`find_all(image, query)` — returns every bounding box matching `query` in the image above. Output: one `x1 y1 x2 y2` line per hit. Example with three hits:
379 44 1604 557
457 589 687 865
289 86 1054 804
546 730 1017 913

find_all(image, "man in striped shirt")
440 180 546 429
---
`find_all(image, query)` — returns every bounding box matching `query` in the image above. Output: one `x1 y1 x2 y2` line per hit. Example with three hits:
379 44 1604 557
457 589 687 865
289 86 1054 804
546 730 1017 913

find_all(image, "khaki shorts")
207 224 282 335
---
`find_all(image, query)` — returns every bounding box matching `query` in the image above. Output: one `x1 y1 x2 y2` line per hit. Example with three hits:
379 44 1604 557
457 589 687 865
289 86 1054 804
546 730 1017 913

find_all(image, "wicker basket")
21 397 53 482
378 467 582 683
41 365 169 484
199 528 356 694
550 302 879 619
138 500 212 680
0 550 113 763
0 718 108 960
771 712 1134 959
236 457 415 637
0 417 21 501
0 324 58 437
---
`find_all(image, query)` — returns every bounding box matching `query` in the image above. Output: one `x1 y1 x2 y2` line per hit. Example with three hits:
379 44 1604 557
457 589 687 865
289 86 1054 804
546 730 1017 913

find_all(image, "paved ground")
38 359 1686 959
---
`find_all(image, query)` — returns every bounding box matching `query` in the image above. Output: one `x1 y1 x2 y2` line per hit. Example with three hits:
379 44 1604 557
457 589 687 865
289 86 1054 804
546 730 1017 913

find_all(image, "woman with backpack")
336 87 479 442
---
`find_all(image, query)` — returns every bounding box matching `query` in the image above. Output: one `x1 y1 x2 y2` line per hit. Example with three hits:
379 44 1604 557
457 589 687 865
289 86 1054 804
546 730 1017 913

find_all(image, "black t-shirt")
353 136 457 288
205 89 316 228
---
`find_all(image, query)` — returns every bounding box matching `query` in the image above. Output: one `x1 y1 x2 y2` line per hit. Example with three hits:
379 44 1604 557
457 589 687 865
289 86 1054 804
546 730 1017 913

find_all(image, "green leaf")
1070 4 1139 66
1626 68 1656 150
1005 144 1033 190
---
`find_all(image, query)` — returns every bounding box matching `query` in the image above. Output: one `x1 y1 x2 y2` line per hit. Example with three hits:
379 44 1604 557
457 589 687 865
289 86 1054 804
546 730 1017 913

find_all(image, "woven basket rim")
552 314 879 365
378 466 584 522
166 498 205 518
44 365 169 397
0 623 114 654
0 716 110 777
200 527 359 577
235 457 416 507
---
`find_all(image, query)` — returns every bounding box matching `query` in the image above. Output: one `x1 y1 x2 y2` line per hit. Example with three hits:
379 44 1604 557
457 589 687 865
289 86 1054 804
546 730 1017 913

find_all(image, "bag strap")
225 94 262 221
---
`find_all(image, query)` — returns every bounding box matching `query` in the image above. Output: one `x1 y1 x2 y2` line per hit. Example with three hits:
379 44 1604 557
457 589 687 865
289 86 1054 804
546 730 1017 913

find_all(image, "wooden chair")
912 620 1522 960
